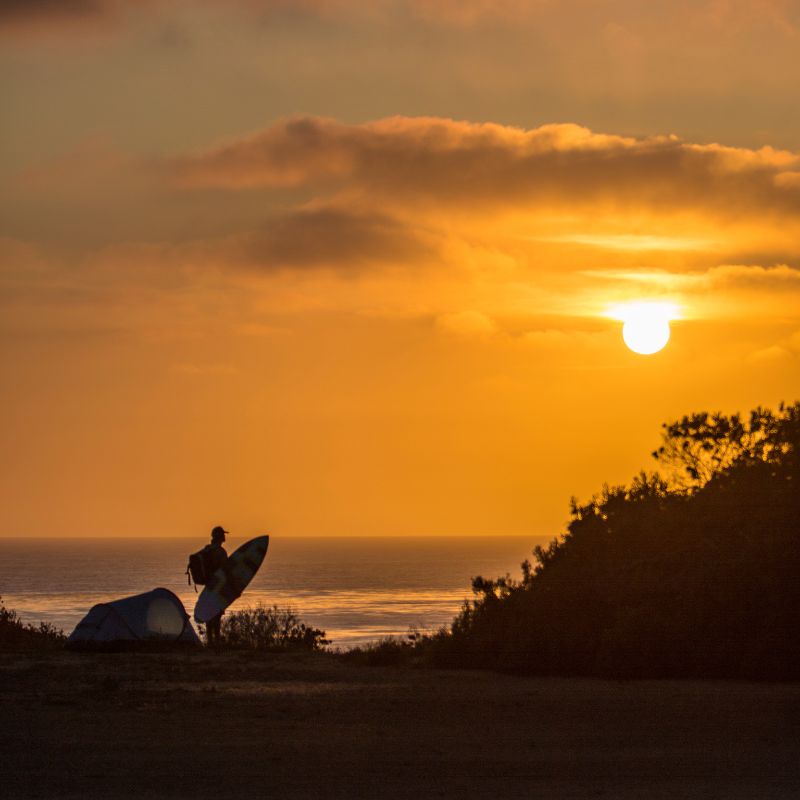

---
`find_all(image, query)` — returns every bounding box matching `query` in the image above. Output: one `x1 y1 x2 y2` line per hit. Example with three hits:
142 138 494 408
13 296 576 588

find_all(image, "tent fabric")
66 587 200 647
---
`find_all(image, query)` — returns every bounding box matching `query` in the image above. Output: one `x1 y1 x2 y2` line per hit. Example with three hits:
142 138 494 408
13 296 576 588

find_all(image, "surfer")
203 526 229 645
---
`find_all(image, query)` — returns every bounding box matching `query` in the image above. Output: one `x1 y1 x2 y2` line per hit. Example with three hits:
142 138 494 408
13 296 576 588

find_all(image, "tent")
66 587 201 648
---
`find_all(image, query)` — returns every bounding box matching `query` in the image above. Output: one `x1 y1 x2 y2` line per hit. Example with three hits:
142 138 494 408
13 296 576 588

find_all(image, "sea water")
0 536 544 648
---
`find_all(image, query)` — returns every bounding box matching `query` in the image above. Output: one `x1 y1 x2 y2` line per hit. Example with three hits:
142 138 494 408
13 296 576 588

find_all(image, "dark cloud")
244 206 438 270
0 0 340 35
0 0 164 36
168 116 800 223
0 0 109 28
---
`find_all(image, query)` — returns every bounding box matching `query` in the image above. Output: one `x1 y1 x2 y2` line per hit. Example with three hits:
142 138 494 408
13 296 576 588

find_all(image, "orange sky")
1 1 799 537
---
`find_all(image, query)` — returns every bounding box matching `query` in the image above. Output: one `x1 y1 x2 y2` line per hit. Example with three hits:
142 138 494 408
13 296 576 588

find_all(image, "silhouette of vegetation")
342 628 435 666
0 596 65 650
652 405 795 489
428 401 800 679
210 603 329 651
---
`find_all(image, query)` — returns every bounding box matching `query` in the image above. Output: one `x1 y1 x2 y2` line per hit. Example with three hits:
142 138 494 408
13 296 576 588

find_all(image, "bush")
0 596 66 650
426 401 800 680
216 604 329 651
342 628 438 667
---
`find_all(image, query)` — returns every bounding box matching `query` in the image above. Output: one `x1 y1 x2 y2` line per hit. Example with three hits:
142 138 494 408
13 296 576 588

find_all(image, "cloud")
244 206 439 271
586 264 800 294
0 0 116 36
169 117 358 189
703 264 800 291
775 171 800 188
168 115 643 191
0 0 105 23
580 264 800 324
8 115 800 346
100 205 442 274
167 116 800 228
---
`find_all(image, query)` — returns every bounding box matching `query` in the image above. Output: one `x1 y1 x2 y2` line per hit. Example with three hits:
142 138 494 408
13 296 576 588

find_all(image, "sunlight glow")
536 234 717 252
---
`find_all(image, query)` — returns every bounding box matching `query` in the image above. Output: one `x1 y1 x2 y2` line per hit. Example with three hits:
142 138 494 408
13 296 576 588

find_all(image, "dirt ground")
1 649 799 800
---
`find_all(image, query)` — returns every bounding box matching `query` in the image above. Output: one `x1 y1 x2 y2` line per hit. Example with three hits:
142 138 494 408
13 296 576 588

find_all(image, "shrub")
216 604 329 651
342 628 438 667
0 596 66 650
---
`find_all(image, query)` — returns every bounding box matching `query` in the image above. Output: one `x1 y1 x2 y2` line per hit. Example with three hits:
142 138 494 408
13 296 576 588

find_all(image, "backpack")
186 547 212 591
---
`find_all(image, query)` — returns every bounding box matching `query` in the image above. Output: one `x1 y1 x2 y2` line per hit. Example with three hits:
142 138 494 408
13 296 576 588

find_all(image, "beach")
3 649 799 799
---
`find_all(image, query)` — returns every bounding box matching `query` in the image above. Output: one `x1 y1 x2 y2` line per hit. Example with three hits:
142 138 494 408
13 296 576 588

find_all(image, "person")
203 525 229 646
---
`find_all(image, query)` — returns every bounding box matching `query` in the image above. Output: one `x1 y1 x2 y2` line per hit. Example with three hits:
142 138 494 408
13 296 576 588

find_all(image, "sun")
609 302 678 355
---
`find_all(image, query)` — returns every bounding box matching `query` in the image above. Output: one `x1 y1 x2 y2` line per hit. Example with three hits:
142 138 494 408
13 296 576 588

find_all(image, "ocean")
0 536 544 648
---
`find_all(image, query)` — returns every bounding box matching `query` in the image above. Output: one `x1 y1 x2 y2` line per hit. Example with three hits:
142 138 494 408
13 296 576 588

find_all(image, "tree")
652 402 800 490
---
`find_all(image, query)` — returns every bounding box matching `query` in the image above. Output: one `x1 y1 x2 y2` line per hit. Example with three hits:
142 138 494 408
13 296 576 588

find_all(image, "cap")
211 525 228 540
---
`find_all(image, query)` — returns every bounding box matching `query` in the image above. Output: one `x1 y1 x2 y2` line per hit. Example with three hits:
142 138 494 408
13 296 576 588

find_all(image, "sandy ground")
2 649 799 800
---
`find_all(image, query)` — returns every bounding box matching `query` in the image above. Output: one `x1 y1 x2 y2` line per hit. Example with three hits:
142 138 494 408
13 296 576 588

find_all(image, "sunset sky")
2 0 799 538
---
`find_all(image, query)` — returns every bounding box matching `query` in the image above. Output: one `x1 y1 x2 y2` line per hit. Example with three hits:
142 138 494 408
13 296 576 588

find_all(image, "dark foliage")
0 596 66 650
213 603 329 652
652 405 796 489
428 401 800 680
341 629 437 667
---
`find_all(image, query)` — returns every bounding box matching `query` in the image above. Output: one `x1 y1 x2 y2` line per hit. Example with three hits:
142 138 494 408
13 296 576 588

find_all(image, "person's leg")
206 615 221 646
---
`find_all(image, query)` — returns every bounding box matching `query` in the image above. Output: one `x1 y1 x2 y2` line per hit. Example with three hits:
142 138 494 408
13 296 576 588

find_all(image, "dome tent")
66 588 201 649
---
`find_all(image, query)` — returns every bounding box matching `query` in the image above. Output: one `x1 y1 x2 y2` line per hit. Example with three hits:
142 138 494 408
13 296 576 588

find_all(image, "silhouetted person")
204 525 229 646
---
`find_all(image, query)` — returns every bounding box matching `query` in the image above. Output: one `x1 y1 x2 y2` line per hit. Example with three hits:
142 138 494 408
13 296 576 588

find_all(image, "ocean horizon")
0 535 545 648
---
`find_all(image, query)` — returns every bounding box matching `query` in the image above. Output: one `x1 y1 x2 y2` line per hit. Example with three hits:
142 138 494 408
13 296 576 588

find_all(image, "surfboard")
194 535 269 624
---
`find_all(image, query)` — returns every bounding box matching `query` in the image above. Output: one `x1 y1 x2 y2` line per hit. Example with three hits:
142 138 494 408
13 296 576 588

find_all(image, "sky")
2 0 799 538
